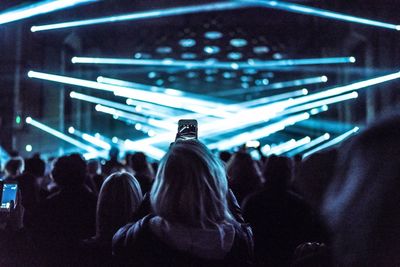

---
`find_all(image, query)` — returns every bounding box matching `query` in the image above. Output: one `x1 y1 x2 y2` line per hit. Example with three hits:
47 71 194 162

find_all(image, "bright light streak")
286 133 330 157
214 76 328 97
303 127 359 158
124 140 165 160
71 56 355 69
279 92 358 116
285 71 400 108
28 71 230 118
81 133 111 150
207 112 311 151
271 136 311 155
243 0 400 31
70 91 169 120
226 89 307 110
94 104 173 131
97 76 231 107
0 0 98 25
31 2 250 32
25 117 99 154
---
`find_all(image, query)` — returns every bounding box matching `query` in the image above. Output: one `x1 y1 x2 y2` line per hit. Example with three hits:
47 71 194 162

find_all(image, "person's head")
130 152 152 174
151 139 233 228
87 159 101 176
5 157 24 177
226 151 262 190
219 151 232 163
109 147 120 161
262 155 292 191
24 156 45 177
96 172 142 239
322 112 400 266
51 154 87 189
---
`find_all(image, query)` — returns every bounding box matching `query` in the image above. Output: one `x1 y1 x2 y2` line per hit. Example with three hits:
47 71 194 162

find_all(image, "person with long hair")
113 139 253 267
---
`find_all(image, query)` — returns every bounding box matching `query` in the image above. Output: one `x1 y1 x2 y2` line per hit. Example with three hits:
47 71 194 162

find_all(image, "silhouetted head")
219 151 232 163
262 155 292 191
24 156 45 177
322 112 400 266
151 139 233 228
109 147 119 160
51 154 87 189
87 159 101 176
130 152 149 173
96 172 142 240
5 157 24 178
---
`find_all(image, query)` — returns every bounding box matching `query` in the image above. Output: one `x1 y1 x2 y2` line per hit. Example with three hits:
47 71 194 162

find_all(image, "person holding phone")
113 137 254 267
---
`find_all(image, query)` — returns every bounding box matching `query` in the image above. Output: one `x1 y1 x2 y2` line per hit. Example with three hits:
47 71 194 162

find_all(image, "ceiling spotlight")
179 38 196 47
204 46 220 54
204 31 223 39
230 38 248 47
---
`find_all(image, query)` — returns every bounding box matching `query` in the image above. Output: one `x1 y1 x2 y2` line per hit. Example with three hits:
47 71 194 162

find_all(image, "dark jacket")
113 214 254 267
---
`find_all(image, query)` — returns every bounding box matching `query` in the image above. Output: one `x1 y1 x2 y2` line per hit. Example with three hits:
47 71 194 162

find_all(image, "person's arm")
227 189 245 223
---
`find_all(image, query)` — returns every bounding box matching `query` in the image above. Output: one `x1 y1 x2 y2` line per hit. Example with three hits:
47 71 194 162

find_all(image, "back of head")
24 156 45 177
52 154 87 189
87 159 101 175
151 139 233 228
130 152 150 173
97 172 143 239
263 155 292 191
5 157 24 178
226 151 262 195
322 112 400 266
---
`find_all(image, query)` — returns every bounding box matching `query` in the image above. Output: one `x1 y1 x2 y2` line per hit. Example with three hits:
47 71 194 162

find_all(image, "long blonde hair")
150 139 233 228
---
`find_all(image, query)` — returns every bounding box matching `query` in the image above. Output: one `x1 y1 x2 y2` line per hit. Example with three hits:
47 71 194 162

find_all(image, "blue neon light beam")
71 56 355 70
241 0 400 31
0 0 98 25
30 2 251 32
286 133 330 157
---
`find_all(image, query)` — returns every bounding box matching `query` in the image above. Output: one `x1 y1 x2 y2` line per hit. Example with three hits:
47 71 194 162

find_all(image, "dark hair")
52 154 87 188
263 155 292 190
130 152 149 173
24 156 45 177
5 157 24 177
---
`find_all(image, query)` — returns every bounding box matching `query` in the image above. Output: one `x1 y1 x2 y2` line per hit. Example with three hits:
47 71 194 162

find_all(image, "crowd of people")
0 112 399 266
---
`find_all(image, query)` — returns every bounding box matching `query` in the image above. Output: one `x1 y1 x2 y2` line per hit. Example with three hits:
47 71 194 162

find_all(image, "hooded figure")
322 112 400 267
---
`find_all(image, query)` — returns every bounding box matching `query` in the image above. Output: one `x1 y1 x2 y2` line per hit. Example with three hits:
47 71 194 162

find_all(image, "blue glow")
286 133 330 157
204 31 223 39
207 113 311 150
215 76 328 97
0 0 98 25
156 46 172 54
181 53 197 59
71 56 355 69
253 46 270 54
266 136 311 156
230 38 248 47
179 38 196 47
227 52 243 60
31 2 250 32
204 46 220 54
25 117 99 154
303 127 359 158
243 0 400 31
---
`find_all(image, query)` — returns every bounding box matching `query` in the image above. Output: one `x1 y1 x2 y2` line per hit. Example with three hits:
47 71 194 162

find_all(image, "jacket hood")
149 216 236 260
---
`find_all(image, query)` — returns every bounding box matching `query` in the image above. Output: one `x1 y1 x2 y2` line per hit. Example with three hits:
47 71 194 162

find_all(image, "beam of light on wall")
28 71 231 118
30 2 251 32
303 127 359 158
242 0 400 31
25 117 100 154
71 56 355 70
206 112 311 151
97 76 232 107
70 91 170 120
279 92 358 116
214 76 327 97
286 133 330 157
0 0 98 25
94 104 174 131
